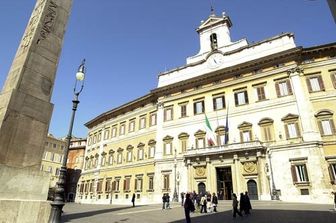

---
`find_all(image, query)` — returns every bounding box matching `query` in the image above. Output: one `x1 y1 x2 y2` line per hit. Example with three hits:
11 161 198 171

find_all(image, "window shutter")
240 132 243 142
330 72 336 88
234 93 238 105
244 91 249 104
213 98 217 110
249 130 252 141
275 82 280 97
135 179 137 190
223 96 226 108
291 165 297 183
295 122 301 137
287 80 293 95
123 179 126 190
330 119 336 134
317 76 325 91
140 179 143 191
284 124 289 139
202 101 205 113
328 164 335 184
306 78 312 93
193 103 196 114
317 120 324 136
303 164 309 181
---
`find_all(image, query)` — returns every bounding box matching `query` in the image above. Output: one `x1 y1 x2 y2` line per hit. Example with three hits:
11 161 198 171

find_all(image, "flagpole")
224 102 229 145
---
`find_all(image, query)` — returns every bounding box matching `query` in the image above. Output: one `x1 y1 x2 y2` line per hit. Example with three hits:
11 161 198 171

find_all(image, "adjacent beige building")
77 12 336 205
41 134 66 189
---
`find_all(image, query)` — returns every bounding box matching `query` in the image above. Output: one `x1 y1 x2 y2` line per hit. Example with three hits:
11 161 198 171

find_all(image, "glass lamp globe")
76 71 85 81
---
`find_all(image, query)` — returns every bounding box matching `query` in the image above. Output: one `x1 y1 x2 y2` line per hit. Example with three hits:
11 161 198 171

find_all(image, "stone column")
233 154 241 193
288 67 321 142
0 1 73 222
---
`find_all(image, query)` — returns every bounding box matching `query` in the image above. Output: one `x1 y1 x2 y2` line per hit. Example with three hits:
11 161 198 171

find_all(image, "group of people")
183 191 252 223
232 192 252 217
162 193 171 209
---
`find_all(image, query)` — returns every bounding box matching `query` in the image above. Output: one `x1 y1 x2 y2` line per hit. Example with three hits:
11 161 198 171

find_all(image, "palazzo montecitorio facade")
76 12 336 205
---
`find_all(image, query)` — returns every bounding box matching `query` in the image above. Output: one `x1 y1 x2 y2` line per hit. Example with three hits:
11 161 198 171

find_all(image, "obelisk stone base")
0 164 51 223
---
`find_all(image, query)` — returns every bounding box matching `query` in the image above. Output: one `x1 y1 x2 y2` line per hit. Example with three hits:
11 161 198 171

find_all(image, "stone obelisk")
0 0 72 222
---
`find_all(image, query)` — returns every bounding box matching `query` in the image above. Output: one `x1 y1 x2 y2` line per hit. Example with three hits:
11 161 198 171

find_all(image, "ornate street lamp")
268 151 279 200
49 59 86 223
173 149 178 202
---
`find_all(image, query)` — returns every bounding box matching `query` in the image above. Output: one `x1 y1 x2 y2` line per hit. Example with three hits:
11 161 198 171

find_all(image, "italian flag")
205 114 216 146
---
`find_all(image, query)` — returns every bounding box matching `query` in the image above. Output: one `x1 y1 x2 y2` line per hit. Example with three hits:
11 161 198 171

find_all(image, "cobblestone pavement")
62 200 336 223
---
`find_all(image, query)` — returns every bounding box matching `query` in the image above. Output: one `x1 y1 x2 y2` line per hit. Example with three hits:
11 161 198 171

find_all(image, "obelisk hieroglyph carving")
0 0 73 169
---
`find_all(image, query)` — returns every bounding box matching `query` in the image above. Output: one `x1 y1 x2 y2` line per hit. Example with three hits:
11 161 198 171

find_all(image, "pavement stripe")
117 207 176 215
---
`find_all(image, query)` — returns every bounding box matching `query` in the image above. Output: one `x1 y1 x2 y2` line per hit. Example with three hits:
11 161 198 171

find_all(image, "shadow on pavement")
170 209 336 223
62 205 147 222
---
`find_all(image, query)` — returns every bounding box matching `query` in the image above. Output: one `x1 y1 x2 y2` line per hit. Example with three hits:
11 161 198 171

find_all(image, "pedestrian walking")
166 194 171 209
212 192 218 212
232 193 242 218
162 193 166 210
200 195 207 213
245 191 252 214
239 192 246 215
332 191 336 211
181 192 185 206
184 193 195 223
131 193 135 207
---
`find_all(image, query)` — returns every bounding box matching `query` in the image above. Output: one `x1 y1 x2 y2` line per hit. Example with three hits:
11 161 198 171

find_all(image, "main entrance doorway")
198 182 206 195
216 167 233 200
247 179 258 200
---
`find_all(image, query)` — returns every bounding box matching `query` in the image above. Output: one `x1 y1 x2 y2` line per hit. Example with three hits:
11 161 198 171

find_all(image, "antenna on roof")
209 0 215 16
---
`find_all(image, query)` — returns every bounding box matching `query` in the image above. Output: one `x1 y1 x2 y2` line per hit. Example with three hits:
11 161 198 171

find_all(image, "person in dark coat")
232 193 242 218
212 192 218 212
162 193 166 210
181 192 185 206
184 193 195 223
245 191 252 214
131 193 135 207
239 192 246 215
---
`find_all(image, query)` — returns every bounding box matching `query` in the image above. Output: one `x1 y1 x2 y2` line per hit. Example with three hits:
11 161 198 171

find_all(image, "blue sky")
0 0 335 138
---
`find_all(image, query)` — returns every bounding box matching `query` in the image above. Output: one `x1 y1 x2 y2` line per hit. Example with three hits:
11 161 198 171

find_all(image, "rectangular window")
149 146 155 158
111 126 117 137
234 90 249 106
319 119 335 136
328 163 336 184
213 96 225 110
275 80 292 97
97 132 102 142
139 116 146 129
164 143 172 155
286 123 300 139
108 154 113 165
163 174 170 190
124 178 131 191
135 178 143 191
180 104 187 118
138 149 144 160
117 153 122 164
127 151 132 162
150 113 157 126
50 153 54 161
129 120 135 133
256 86 266 101
120 123 126 136
97 180 103 192
105 179 112 192
181 140 187 153
291 164 309 183
148 175 154 190
44 151 48 160
196 138 205 149
194 100 205 115
104 129 110 140
101 156 106 166
306 75 324 92
241 130 251 142
261 125 273 142
164 107 173 121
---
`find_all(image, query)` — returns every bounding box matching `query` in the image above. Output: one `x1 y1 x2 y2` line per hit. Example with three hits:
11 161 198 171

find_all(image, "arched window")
210 33 218 50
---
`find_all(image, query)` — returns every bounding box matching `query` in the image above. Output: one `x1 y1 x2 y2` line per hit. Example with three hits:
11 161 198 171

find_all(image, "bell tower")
196 11 233 55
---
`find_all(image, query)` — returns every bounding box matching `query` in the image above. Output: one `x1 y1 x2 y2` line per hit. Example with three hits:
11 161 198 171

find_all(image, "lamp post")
49 59 86 223
268 151 279 200
173 149 178 202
